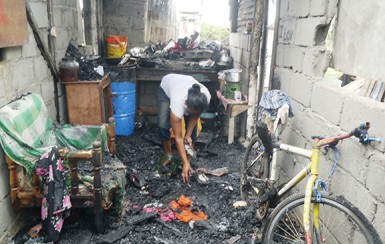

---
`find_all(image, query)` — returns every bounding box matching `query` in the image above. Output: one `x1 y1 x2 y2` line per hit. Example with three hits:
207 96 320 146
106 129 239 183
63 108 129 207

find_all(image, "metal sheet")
0 0 28 48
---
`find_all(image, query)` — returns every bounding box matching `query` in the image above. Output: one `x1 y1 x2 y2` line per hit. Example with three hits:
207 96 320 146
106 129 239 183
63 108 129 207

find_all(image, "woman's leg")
157 87 173 161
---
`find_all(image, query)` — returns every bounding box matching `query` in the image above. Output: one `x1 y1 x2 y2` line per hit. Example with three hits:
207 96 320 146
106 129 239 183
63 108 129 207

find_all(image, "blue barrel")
111 81 136 136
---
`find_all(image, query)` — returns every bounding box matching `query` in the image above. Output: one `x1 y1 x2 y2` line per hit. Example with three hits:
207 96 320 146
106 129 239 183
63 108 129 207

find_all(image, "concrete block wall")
103 0 176 50
0 0 80 241
103 0 148 48
273 0 385 239
228 33 252 96
236 0 254 33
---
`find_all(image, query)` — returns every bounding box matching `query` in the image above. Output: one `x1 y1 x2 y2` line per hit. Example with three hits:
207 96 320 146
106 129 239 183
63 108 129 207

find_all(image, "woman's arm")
184 115 199 147
170 111 192 182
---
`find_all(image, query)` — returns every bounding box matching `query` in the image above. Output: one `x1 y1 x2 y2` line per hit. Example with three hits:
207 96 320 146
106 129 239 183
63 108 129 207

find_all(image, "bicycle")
240 121 382 243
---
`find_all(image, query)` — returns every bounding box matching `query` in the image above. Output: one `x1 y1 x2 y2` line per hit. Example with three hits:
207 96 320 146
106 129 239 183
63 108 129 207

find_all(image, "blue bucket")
111 81 136 136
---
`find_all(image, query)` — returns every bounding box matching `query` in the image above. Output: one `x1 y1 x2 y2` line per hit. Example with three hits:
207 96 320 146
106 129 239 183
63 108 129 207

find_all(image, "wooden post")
107 117 116 155
92 141 103 233
70 159 79 195
5 155 19 208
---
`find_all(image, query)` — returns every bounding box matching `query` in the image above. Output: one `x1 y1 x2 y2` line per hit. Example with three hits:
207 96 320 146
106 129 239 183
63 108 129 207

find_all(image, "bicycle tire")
263 192 382 244
240 134 270 219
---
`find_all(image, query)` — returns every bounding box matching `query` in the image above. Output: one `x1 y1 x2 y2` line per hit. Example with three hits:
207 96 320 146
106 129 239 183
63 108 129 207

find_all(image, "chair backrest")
0 94 56 173
0 94 109 175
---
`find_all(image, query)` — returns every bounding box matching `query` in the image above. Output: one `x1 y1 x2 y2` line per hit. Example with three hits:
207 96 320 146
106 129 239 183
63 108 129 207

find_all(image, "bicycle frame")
269 132 354 243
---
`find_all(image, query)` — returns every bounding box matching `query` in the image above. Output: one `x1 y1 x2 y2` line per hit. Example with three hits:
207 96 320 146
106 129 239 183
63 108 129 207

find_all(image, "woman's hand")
181 162 193 183
184 136 193 148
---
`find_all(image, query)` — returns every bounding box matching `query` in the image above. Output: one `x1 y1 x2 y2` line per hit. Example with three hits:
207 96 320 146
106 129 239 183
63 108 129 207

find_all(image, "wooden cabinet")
63 75 112 125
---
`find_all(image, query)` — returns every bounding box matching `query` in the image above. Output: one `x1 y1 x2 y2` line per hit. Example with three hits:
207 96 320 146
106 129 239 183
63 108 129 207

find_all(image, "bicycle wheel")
263 192 381 244
240 134 270 219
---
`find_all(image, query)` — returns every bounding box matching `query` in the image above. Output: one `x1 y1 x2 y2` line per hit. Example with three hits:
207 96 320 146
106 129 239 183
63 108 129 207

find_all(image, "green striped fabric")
0 94 108 174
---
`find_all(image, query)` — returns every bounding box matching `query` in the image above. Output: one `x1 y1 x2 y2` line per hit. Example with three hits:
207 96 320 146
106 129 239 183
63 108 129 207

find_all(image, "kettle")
219 49 231 64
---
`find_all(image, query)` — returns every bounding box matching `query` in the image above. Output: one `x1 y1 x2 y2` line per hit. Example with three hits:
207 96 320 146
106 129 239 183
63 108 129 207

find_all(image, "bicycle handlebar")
315 122 371 147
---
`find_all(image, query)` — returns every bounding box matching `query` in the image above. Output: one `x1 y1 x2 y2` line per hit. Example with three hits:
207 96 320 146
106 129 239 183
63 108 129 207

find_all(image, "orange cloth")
168 195 208 223
175 210 208 223
177 195 193 207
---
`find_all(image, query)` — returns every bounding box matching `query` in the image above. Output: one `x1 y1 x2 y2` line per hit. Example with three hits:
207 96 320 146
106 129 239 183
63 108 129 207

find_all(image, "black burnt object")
64 43 103 81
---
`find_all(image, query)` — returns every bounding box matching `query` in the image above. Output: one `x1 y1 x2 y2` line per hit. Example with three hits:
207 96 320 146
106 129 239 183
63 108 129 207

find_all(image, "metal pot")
224 69 242 82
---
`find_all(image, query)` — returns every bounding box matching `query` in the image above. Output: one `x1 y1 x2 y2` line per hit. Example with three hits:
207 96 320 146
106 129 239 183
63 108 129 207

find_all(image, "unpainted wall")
273 0 385 239
103 0 176 50
0 0 79 241
333 0 385 81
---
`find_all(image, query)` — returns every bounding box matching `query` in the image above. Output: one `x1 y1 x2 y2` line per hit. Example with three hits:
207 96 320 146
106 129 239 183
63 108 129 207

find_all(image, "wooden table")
217 91 251 144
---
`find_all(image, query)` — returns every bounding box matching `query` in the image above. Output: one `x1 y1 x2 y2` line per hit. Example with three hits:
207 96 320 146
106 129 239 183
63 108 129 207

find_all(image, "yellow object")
170 117 202 139
106 35 128 58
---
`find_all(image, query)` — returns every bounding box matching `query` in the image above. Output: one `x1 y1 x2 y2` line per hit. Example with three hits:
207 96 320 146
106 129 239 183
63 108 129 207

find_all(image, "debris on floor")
11 126 264 243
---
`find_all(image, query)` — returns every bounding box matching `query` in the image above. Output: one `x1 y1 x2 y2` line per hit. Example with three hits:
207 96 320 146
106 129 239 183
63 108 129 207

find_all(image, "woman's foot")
161 153 173 166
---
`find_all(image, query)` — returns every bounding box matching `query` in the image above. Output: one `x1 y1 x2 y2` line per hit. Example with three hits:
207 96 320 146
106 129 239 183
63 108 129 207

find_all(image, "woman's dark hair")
186 84 208 114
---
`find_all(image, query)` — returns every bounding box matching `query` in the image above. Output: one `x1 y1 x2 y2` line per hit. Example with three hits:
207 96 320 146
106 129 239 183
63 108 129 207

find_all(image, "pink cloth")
142 207 176 222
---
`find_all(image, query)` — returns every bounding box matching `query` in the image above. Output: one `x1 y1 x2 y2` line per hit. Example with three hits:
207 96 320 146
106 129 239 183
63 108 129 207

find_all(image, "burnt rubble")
124 33 232 71
12 124 265 243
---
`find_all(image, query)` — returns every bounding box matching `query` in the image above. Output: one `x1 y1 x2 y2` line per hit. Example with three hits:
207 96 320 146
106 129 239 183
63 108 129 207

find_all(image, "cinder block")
29 2 49 28
275 44 285 67
302 47 330 77
19 83 41 97
340 95 385 152
283 46 306 72
62 9 74 29
365 151 385 202
241 34 252 51
229 33 236 47
279 0 289 19
288 73 314 107
45 100 57 121
22 27 38 58
241 49 251 68
288 0 310 17
311 82 348 125
329 168 377 220
132 18 145 30
310 0 328 16
53 9 63 26
0 194 16 236
55 30 70 51
232 47 242 64
294 17 327 46
234 33 241 48
0 64 11 98
274 67 293 92
11 59 35 90
373 203 385 241
289 102 331 141
278 19 296 45
326 0 339 19
33 56 49 82
3 47 22 61
337 138 371 184
41 83 55 102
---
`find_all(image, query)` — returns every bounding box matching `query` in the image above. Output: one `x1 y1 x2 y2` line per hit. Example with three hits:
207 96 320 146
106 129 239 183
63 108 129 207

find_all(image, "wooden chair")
1 94 119 233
